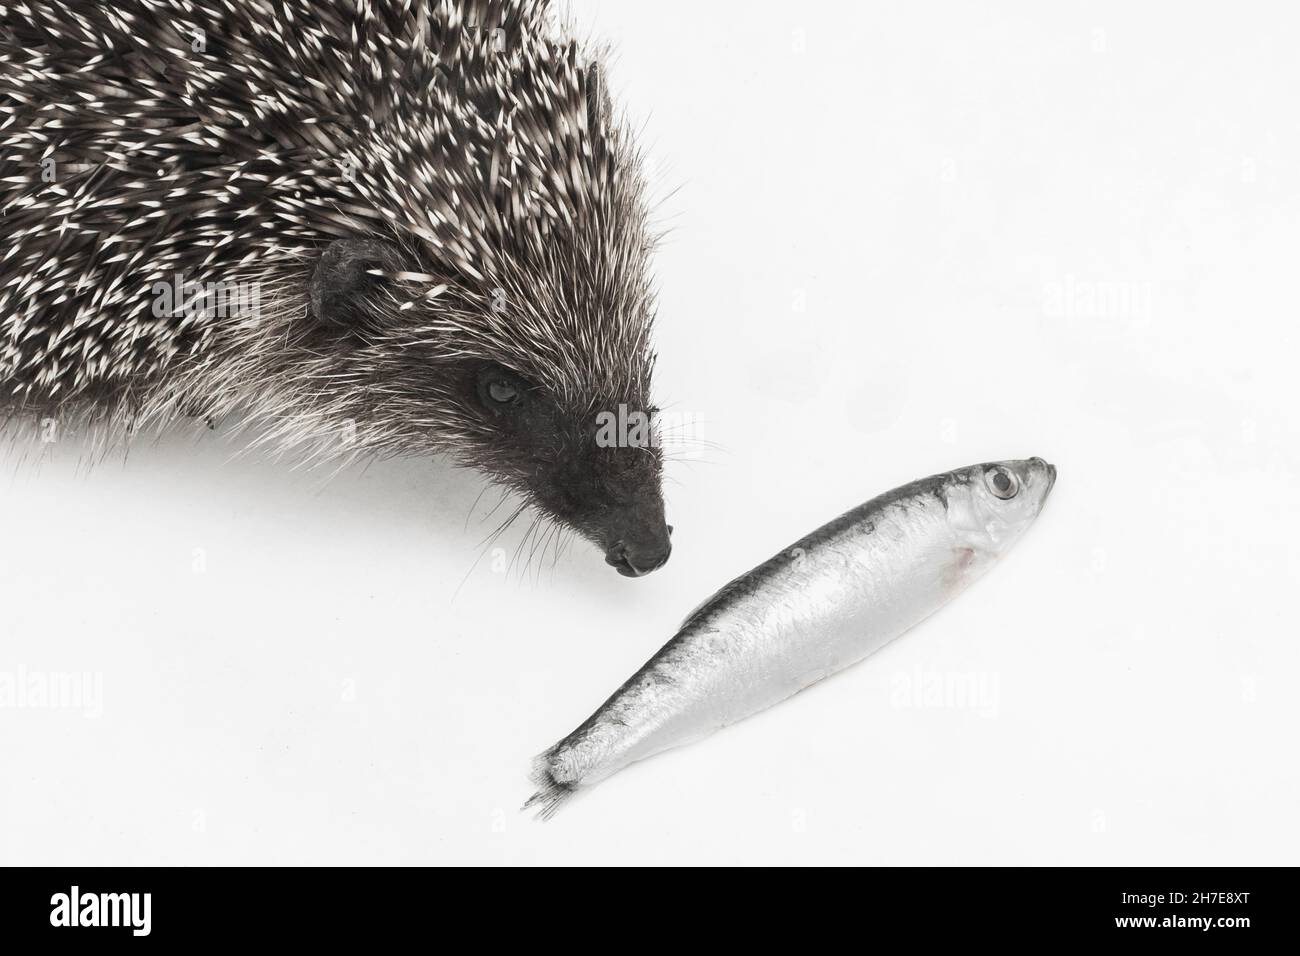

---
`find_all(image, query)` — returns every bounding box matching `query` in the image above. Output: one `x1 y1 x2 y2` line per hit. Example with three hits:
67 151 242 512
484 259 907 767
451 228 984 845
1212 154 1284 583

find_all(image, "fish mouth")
1028 456 1057 495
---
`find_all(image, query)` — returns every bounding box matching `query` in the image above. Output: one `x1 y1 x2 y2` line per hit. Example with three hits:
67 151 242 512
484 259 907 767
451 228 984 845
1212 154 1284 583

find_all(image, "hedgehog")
0 0 674 577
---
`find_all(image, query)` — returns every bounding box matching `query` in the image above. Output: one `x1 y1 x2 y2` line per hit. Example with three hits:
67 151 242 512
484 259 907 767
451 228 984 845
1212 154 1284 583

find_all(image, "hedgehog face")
470 364 672 577
310 239 672 578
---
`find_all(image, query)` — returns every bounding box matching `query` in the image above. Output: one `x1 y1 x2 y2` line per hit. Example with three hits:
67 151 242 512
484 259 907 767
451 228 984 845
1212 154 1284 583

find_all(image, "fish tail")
523 748 575 821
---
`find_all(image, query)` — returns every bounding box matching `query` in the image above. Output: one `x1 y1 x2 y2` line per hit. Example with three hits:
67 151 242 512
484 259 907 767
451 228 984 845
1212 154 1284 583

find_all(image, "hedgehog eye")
476 366 529 412
984 466 1019 500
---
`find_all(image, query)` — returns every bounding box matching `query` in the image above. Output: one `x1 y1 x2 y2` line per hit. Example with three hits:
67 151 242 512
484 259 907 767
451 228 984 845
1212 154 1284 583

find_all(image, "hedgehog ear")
310 238 401 329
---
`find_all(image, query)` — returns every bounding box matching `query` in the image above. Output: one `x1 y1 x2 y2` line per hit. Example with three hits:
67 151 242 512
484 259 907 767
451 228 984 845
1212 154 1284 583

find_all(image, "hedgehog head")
295 8 672 576
305 226 671 576
0 0 672 575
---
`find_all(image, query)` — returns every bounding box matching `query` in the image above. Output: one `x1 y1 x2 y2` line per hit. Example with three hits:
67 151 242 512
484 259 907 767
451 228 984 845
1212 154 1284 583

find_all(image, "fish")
525 457 1057 817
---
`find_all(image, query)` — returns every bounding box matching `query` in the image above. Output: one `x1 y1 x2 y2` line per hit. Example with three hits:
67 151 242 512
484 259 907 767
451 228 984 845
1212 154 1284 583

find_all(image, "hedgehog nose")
605 530 672 578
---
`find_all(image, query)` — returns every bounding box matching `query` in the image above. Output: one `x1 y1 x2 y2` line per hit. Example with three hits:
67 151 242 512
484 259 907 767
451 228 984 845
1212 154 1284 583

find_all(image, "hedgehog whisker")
453 499 530 602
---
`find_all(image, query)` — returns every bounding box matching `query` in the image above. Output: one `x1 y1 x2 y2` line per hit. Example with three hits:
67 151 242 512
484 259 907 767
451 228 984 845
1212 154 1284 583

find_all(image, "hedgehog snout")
604 521 673 578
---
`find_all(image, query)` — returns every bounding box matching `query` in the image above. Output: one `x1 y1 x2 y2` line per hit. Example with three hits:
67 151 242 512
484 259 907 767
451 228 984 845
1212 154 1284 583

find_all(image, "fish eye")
984 466 1019 500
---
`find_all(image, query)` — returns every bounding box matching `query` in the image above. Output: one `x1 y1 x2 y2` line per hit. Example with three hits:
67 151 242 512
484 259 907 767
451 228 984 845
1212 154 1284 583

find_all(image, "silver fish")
526 457 1057 816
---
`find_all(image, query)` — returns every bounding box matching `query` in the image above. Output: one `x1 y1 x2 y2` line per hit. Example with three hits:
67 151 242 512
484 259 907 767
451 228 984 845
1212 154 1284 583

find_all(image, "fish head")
944 457 1056 557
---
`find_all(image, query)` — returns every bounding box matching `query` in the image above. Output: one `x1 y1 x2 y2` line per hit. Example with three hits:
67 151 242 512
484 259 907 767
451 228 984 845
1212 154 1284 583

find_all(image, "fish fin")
523 749 575 821
678 595 714 630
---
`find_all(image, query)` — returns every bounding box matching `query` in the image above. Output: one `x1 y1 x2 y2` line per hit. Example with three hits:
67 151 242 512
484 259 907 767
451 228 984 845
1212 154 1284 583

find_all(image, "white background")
2 1 1297 865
